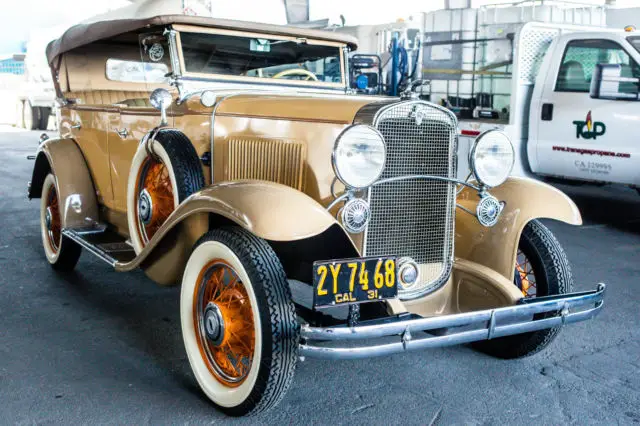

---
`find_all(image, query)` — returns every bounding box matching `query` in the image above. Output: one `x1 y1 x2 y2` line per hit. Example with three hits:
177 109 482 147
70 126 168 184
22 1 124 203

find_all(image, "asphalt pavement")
1 129 639 425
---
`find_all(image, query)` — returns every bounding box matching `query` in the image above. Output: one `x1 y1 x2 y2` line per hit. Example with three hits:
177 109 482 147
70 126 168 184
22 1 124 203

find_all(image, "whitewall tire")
180 228 298 416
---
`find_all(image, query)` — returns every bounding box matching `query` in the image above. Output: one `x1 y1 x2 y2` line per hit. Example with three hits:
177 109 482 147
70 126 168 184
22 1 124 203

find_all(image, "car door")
533 36 640 185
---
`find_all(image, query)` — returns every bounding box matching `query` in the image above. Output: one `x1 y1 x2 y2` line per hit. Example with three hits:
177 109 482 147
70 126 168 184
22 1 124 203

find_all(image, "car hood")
214 93 392 125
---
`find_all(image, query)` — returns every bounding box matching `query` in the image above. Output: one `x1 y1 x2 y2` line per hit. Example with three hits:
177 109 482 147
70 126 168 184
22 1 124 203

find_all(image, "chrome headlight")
469 130 515 188
332 124 386 189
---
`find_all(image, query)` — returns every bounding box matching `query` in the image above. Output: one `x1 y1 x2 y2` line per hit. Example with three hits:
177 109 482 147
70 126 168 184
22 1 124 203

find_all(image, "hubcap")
194 260 255 386
138 189 153 225
203 302 225 346
45 207 53 230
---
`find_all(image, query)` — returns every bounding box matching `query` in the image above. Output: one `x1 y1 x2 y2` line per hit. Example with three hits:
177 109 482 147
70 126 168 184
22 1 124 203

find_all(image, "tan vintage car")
29 13 605 416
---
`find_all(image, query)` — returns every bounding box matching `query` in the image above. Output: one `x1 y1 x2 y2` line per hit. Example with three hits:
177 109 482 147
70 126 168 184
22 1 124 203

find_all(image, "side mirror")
149 88 173 126
590 63 640 100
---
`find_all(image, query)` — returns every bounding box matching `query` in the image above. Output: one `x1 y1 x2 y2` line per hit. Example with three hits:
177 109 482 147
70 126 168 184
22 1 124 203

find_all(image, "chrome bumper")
299 283 605 360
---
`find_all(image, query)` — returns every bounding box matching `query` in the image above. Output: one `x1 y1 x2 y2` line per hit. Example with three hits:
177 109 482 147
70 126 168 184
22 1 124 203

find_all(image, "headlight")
469 130 515 188
332 124 386 189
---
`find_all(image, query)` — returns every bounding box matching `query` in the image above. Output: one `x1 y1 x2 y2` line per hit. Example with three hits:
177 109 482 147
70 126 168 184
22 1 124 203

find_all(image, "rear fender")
28 138 99 229
455 176 581 282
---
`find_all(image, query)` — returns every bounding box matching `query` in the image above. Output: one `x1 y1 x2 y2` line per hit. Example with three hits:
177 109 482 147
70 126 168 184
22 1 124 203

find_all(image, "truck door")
532 37 640 185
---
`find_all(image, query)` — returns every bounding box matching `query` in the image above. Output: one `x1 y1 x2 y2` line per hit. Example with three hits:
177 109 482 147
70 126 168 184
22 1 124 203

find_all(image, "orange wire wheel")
43 182 61 254
515 249 537 297
134 158 176 244
193 259 255 386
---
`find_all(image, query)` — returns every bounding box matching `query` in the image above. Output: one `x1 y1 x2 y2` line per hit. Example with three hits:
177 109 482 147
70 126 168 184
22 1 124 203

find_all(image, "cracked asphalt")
1 129 639 425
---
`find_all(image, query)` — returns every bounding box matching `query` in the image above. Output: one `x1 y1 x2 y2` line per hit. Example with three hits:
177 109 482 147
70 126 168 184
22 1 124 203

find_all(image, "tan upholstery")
66 90 152 106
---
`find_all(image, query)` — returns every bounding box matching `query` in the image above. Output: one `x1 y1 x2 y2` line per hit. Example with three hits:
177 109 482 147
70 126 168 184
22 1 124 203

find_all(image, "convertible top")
46 13 358 66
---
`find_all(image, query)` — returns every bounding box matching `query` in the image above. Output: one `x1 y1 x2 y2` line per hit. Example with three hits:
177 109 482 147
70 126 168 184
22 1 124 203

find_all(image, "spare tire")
126 130 205 253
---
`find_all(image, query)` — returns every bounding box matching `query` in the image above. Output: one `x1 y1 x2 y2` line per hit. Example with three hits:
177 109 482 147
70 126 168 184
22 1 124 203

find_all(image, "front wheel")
180 228 299 416
472 220 573 359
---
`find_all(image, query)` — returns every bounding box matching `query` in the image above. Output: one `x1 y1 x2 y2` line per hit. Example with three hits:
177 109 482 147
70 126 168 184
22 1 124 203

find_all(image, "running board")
62 227 136 267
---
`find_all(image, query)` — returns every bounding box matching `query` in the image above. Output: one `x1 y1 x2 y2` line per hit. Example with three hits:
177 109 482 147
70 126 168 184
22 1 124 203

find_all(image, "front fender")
455 176 581 282
120 181 345 285
29 138 99 229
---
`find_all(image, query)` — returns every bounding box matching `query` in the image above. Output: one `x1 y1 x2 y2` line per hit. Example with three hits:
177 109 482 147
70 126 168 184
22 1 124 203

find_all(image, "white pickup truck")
453 23 640 192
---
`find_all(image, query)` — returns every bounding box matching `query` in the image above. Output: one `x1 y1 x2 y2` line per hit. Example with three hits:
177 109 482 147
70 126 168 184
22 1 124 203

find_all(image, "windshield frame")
173 24 347 91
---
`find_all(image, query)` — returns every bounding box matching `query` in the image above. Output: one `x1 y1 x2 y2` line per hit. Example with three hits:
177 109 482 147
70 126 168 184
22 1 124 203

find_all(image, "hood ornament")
410 105 428 127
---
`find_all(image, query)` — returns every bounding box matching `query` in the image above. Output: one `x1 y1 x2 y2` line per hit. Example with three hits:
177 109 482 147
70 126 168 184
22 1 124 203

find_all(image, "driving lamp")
149 88 173 126
332 124 386 189
469 130 515 188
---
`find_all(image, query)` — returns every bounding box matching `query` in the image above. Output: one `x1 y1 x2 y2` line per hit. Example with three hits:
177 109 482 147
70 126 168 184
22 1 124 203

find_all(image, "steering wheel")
272 68 318 81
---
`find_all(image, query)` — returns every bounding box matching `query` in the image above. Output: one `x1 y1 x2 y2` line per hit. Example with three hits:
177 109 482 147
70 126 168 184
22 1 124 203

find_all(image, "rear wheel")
180 228 298 416
126 130 204 253
38 107 51 130
23 102 39 131
15 99 24 128
472 220 573 359
40 174 81 271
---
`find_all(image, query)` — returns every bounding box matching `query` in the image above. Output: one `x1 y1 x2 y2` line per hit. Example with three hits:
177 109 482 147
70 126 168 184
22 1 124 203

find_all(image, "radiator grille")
227 138 306 190
364 101 457 295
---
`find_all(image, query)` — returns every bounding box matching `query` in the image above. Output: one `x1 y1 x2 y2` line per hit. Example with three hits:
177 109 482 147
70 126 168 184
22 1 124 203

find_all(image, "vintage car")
28 12 605 417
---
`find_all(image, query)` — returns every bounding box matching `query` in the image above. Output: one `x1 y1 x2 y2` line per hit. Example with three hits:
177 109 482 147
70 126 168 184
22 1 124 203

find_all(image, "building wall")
606 7 640 29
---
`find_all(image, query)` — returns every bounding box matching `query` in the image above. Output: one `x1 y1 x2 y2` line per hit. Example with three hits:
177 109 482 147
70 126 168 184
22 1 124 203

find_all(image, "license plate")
312 256 397 308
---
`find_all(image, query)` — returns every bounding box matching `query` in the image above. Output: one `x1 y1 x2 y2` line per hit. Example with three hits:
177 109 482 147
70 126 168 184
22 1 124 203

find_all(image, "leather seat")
557 61 589 91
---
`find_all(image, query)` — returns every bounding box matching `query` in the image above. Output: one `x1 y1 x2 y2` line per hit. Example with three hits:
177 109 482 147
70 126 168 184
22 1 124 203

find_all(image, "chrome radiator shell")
356 100 458 299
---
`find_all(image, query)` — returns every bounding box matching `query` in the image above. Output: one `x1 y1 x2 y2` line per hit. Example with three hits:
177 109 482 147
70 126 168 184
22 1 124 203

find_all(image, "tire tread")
192 227 298 416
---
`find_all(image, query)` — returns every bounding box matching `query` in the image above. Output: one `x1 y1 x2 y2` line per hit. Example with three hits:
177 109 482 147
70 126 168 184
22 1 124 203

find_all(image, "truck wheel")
472 220 573 359
180 228 299 416
126 130 204 253
40 174 82 271
15 99 25 128
23 102 40 131
38 107 51 130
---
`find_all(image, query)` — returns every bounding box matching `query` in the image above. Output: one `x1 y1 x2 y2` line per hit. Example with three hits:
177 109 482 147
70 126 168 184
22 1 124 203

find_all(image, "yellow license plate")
312 256 397 308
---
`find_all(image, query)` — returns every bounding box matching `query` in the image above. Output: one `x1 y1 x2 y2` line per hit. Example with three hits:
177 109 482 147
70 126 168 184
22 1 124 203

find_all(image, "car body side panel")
59 106 115 207
455 176 581 282
30 137 100 229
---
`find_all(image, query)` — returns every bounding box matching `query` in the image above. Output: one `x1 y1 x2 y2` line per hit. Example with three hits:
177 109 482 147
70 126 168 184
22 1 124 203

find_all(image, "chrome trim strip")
299 283 605 360
372 175 480 191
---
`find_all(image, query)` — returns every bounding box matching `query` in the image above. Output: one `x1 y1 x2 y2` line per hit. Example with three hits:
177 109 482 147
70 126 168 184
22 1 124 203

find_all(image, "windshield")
179 31 344 86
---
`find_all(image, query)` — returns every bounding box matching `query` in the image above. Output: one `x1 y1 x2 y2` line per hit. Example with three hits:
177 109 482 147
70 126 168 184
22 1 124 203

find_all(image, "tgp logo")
572 111 606 140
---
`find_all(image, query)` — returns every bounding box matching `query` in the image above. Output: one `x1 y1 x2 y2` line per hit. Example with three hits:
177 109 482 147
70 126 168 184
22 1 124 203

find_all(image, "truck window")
555 39 640 94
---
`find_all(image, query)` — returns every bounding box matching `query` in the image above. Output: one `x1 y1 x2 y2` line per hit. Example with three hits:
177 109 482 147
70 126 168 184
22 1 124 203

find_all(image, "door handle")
115 128 129 139
541 103 554 121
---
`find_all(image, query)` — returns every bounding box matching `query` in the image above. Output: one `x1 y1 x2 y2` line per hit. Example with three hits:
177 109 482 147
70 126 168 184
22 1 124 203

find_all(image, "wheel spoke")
194 260 255 386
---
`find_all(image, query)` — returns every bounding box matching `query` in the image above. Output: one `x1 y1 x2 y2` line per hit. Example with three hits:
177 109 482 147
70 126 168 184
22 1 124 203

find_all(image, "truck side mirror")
590 63 640 100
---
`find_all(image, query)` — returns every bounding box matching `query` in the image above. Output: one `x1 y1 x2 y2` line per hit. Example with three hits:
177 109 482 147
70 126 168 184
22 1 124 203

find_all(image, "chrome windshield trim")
299 283 606 360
